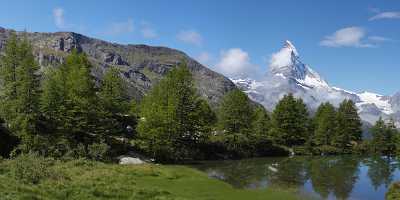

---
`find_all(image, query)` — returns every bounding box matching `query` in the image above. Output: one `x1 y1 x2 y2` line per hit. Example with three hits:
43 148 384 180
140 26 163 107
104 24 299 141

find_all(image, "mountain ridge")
0 27 237 107
232 40 400 127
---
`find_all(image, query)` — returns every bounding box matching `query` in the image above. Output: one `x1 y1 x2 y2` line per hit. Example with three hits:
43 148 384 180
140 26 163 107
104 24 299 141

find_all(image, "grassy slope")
0 159 302 200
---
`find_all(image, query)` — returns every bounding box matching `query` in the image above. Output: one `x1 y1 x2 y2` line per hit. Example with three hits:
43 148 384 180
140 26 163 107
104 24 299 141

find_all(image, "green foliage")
87 141 110 161
99 67 129 114
386 182 400 200
6 153 56 184
270 94 310 147
370 118 397 155
333 99 362 152
137 64 214 162
216 89 255 157
313 102 336 146
0 32 41 153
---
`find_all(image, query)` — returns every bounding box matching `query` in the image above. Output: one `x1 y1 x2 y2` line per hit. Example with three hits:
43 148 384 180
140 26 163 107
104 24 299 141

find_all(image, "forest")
0 32 399 163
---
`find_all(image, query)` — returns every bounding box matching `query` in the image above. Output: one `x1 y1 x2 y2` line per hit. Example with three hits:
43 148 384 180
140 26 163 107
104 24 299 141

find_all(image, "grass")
0 158 303 200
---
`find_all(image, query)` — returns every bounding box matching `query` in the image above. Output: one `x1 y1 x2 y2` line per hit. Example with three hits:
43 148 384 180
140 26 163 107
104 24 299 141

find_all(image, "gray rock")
0 28 238 107
119 157 146 165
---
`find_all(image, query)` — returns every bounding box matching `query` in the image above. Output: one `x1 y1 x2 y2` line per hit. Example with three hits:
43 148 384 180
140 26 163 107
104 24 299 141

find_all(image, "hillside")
0 27 236 106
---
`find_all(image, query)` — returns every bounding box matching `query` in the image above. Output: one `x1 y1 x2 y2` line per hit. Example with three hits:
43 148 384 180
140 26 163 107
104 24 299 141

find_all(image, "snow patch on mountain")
230 40 400 126
357 92 393 115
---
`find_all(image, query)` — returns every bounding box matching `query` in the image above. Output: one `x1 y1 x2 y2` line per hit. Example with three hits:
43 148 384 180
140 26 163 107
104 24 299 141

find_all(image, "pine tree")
99 67 129 114
40 50 102 156
333 99 362 151
0 31 19 130
98 67 131 136
371 117 387 153
252 106 270 141
137 63 212 162
313 102 336 146
216 89 254 156
269 94 310 147
0 33 41 153
63 50 100 144
15 36 41 151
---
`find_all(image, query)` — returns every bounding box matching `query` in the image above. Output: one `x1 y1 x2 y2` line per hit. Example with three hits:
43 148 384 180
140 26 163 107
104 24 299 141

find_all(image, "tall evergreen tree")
252 106 271 140
40 50 102 156
216 89 254 156
0 32 19 130
98 67 132 136
333 99 362 151
371 117 387 153
371 118 397 155
137 64 212 162
313 102 336 146
0 33 41 153
269 94 310 147
99 67 129 114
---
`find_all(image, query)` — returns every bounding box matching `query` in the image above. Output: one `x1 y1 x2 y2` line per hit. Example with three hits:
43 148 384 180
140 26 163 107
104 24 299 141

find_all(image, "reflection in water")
192 156 400 200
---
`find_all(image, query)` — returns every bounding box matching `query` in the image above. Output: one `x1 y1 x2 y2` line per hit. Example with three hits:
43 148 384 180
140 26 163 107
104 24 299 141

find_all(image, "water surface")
191 156 400 200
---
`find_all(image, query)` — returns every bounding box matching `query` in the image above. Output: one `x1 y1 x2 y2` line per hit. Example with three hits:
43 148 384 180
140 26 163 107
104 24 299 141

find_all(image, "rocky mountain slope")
232 40 400 127
0 27 236 106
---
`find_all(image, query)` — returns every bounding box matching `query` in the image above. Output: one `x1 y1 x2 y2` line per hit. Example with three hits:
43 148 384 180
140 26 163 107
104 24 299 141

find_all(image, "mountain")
0 27 236 106
231 40 400 127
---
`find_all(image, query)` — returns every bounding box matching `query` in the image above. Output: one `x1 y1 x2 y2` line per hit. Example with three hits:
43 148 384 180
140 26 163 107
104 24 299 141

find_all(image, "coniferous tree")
371 118 397 155
40 50 103 157
0 33 41 153
137 64 212 162
313 102 336 147
99 67 129 114
98 67 133 136
216 89 254 156
0 32 19 131
371 117 387 153
269 94 310 147
252 106 271 140
333 99 362 151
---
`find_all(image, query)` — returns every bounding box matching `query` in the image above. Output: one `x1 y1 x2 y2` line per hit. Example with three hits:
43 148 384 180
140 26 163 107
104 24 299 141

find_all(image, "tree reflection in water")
192 155 399 200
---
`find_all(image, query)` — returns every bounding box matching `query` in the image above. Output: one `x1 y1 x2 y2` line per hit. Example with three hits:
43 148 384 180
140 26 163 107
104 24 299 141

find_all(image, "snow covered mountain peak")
231 41 400 128
283 40 298 56
269 40 329 89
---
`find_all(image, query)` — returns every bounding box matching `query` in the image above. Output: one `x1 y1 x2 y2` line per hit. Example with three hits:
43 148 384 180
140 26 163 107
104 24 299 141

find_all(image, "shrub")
88 141 110 161
386 182 400 200
8 153 54 184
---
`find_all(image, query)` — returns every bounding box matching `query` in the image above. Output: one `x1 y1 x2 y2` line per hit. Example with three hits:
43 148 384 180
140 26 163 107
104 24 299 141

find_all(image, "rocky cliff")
0 27 236 106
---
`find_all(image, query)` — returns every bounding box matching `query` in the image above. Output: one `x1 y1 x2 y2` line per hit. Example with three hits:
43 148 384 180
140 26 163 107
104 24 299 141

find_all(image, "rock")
0 27 241 107
119 157 146 165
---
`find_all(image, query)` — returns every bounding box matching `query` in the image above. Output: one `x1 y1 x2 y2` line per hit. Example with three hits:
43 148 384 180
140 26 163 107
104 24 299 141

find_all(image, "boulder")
119 156 146 165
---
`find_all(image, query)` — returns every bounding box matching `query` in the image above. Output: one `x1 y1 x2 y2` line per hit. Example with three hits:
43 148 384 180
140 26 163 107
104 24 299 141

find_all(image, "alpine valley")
0 26 398 131
231 40 400 130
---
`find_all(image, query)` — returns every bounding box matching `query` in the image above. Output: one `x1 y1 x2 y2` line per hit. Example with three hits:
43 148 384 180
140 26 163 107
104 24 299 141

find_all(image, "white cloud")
105 19 134 35
370 11 400 20
196 52 212 65
141 27 157 38
53 7 66 29
140 22 158 39
215 48 260 78
269 46 293 69
177 30 203 46
320 27 373 48
368 36 391 42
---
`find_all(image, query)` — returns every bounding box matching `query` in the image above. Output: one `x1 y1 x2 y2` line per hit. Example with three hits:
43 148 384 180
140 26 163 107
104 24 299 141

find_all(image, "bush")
7 153 55 184
386 182 400 200
88 141 110 161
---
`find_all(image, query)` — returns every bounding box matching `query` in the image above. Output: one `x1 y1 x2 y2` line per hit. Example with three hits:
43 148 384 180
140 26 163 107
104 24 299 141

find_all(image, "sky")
0 0 400 95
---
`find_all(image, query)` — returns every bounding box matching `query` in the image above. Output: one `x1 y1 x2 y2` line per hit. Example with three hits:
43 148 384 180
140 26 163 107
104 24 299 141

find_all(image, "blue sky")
1 0 400 95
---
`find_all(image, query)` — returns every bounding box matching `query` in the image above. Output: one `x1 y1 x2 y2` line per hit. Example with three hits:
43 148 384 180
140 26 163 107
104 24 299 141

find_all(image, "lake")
191 156 400 200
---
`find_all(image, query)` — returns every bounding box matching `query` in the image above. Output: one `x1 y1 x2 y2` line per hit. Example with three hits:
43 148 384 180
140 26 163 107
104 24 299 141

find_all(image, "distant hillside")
0 27 236 106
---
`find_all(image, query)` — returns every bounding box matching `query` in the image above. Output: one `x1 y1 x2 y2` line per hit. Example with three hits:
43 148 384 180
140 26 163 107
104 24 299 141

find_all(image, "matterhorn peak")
283 40 298 56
